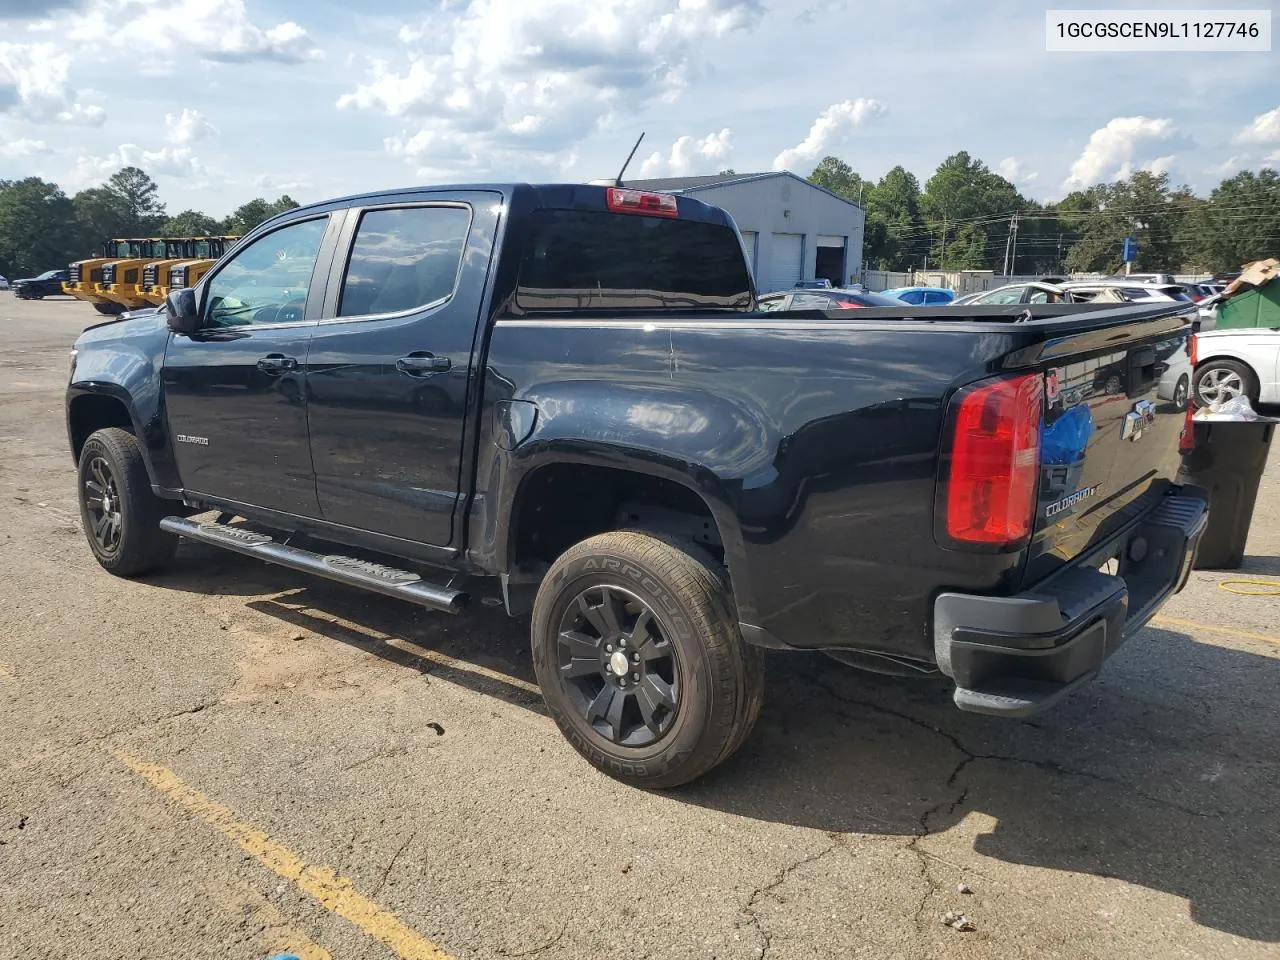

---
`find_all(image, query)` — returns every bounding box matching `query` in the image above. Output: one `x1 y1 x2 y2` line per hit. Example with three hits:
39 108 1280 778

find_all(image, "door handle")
257 354 297 375
396 352 452 376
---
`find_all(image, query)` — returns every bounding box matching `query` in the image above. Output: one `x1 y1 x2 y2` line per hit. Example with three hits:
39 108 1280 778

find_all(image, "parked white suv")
0 274 9 291
1194 328 1280 408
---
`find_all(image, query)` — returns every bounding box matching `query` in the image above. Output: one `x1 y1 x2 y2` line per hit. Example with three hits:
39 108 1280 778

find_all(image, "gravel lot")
2 295 1278 960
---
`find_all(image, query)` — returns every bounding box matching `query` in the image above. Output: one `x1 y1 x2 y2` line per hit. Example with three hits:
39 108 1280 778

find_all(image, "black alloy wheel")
83 454 123 555
556 584 680 747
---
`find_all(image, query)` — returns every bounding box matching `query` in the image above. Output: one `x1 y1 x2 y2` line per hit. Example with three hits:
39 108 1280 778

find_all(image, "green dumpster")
1216 282 1280 330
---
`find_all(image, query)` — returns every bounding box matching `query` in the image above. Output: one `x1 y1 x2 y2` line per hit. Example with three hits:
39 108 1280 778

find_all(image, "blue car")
880 286 955 305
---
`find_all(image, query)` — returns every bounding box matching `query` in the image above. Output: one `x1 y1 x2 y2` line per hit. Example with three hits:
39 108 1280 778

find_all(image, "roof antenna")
614 132 645 188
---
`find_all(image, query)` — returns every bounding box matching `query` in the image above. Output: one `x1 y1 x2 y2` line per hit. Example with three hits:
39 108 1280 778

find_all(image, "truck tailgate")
1021 313 1195 586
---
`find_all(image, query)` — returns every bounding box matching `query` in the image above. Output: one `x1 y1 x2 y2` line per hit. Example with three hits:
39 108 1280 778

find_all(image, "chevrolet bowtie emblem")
1121 400 1156 441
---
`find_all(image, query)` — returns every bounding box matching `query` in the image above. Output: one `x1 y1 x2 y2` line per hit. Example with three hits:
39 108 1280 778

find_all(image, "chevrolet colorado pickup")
67 183 1207 787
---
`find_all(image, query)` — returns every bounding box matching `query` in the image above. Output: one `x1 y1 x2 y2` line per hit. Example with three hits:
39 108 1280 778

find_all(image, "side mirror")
165 288 201 335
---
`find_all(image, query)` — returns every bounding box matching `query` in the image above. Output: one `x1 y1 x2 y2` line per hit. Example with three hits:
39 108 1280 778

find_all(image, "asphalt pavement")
2 295 1278 960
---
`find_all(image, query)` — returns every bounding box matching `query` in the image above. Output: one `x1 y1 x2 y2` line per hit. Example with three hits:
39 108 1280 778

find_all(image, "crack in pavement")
739 836 843 959
52 700 218 753
803 673 1228 932
808 674 1225 819
370 829 417 898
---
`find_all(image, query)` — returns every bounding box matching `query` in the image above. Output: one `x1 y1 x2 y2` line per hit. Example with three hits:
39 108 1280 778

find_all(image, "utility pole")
940 208 947 270
1009 213 1019 277
1002 215 1013 277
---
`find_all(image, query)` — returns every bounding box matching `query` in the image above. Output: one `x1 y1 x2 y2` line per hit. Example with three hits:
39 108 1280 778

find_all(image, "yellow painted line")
1151 615 1280 647
270 932 334 960
112 750 455 960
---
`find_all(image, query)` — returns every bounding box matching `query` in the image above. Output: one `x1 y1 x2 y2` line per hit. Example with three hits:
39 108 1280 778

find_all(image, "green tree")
224 194 300 234
106 166 166 235
1186 169 1280 272
864 165 923 270
1062 171 1196 274
163 210 222 237
71 186 131 254
0 178 78 278
920 151 1024 270
808 156 870 203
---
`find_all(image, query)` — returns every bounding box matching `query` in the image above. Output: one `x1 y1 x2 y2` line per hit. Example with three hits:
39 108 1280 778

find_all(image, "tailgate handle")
1127 346 1156 396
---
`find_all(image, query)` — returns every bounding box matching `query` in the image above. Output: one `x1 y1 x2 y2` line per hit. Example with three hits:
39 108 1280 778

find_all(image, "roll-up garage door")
767 233 803 291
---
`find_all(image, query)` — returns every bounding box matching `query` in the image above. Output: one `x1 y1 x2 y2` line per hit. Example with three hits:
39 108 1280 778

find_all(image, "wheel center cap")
609 650 630 677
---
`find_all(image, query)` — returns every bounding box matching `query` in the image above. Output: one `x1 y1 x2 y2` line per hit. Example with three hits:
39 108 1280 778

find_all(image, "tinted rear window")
514 210 752 313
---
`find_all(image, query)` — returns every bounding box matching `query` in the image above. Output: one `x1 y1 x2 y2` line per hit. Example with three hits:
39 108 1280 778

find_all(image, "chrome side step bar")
159 517 466 614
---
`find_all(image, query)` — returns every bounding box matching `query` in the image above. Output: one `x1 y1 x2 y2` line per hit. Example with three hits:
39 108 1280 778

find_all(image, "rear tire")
77 428 177 576
1194 359 1258 408
531 531 764 789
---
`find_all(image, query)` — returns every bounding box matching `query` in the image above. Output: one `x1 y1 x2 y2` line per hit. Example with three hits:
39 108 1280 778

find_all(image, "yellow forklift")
155 235 239 303
64 239 132 315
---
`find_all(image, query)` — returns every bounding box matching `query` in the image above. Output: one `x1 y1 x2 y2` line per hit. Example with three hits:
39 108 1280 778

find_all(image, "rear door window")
339 206 472 317
513 210 752 313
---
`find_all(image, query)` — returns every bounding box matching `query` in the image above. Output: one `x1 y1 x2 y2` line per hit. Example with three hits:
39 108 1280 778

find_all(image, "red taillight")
1189 331 1198 366
606 187 678 218
945 373 1043 546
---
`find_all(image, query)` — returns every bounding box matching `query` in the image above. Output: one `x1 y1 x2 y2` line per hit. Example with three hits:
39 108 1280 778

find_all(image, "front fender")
68 313 178 490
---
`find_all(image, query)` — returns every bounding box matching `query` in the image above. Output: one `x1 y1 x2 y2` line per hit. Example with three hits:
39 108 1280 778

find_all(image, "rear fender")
473 380 772 621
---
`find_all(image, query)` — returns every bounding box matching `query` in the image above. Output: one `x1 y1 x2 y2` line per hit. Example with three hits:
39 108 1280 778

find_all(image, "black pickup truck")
67 183 1207 787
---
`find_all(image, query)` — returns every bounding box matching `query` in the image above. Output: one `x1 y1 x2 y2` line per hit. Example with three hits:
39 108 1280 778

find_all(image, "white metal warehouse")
629 172 866 292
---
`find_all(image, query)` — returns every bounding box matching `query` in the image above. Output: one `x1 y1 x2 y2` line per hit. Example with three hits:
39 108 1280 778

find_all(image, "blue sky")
1 0 1277 216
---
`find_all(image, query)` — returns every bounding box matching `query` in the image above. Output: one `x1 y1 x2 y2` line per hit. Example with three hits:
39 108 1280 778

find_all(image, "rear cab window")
511 209 753 313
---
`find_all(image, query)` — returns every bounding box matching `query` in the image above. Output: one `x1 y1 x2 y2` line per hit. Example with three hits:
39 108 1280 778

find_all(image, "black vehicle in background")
13 269 70 299
66 182 1207 788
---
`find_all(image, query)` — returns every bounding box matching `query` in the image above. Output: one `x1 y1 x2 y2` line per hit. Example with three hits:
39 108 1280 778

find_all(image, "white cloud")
1263 150 1280 170
0 41 104 124
0 136 51 157
45 0 322 64
639 128 733 177
1207 154 1248 176
339 0 763 177
772 98 885 171
165 107 216 144
1141 154 1175 177
252 173 311 193
1236 106 1280 144
1063 116 1176 189
996 156 1038 185
75 142 206 182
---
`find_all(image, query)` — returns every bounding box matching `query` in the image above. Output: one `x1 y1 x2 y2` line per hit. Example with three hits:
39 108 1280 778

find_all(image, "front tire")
77 428 177 576
531 531 764 789
92 302 125 315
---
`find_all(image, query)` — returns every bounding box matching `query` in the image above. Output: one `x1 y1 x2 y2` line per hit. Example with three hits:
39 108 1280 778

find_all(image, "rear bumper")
933 492 1208 717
